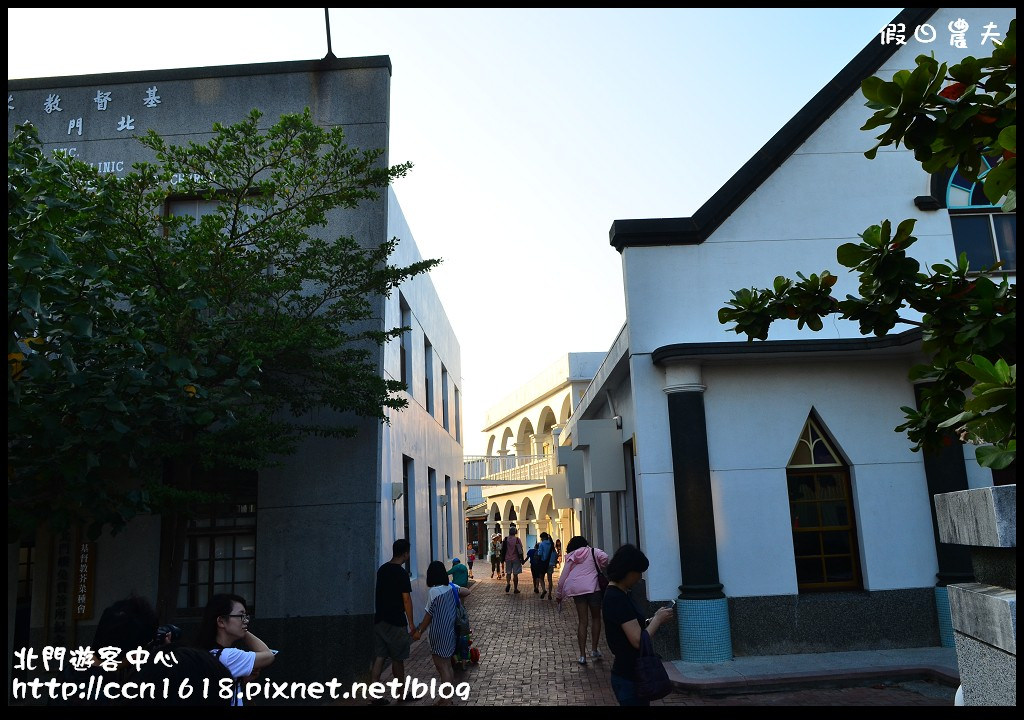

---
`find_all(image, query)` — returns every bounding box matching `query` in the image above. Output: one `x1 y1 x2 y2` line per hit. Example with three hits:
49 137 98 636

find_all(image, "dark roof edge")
7 55 393 90
652 328 923 364
610 7 939 252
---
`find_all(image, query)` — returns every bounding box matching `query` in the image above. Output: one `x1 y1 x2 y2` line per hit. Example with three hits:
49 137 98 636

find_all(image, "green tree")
8 110 439 571
719 21 1015 471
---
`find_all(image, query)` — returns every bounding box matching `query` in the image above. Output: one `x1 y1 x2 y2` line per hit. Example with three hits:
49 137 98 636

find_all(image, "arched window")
942 161 1016 273
786 414 862 592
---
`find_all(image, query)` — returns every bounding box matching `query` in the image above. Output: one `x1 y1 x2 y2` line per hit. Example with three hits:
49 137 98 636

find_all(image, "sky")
8 8 903 454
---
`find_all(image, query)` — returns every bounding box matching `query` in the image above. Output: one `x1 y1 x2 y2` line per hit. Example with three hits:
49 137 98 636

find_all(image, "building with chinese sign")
556 6 1015 664
8 55 464 688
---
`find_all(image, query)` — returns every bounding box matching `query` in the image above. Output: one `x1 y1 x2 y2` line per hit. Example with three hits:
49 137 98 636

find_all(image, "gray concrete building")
8 55 463 688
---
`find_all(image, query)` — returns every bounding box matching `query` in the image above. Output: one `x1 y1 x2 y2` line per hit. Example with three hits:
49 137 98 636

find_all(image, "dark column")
914 384 974 586
667 390 724 599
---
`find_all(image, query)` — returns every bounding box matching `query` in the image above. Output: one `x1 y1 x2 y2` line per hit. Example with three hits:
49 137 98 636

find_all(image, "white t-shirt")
212 648 256 707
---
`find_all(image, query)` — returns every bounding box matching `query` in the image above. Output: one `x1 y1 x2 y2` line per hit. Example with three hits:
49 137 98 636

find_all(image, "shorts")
373 621 411 661
504 560 523 575
531 560 548 579
573 591 604 609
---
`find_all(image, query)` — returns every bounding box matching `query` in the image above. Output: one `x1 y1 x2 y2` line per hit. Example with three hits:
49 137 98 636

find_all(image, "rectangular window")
441 365 450 432
428 467 438 562
445 475 453 559
403 455 414 576
454 387 462 444
950 212 1016 273
178 470 257 614
424 337 434 416
787 471 861 591
399 296 412 389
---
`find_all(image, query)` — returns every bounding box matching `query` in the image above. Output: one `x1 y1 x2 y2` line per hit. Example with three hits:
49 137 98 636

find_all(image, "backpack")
451 584 471 636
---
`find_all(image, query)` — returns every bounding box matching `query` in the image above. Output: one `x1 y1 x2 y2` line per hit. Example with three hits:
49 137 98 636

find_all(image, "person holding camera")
601 544 675 706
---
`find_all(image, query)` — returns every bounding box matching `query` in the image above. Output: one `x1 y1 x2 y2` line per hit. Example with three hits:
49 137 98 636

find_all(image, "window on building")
441 365 450 432
178 470 257 613
399 296 412 389
403 455 414 576
454 387 462 444
428 467 438 561
445 475 453 559
424 336 434 416
944 160 1016 273
786 414 862 592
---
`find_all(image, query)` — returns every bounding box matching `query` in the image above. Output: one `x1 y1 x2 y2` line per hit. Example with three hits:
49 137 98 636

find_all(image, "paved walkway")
335 568 957 706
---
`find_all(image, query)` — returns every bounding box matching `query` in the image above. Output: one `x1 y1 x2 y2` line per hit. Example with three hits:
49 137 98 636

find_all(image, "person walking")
555 535 609 665
502 527 525 593
536 532 556 599
603 544 675 706
487 536 503 581
527 542 543 594
412 560 472 705
466 543 476 579
366 539 415 703
554 538 562 569
197 594 275 706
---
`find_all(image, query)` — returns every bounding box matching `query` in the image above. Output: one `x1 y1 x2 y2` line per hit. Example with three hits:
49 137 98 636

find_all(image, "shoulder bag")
591 547 609 592
634 629 673 702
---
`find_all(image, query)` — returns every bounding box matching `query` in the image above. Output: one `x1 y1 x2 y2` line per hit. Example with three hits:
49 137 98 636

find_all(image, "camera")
149 623 183 649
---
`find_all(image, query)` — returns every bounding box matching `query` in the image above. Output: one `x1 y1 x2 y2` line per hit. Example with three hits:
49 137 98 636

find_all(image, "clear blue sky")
8 8 903 452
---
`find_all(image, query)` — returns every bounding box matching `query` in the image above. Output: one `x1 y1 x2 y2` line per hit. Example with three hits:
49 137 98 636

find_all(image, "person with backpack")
555 535 610 665
490 534 504 579
536 532 556 599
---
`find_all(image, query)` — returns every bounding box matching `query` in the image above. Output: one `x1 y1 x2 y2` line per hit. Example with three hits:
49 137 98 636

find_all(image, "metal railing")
464 454 555 485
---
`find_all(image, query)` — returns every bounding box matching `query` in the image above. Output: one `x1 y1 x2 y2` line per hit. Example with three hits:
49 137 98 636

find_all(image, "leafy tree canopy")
8 109 439 541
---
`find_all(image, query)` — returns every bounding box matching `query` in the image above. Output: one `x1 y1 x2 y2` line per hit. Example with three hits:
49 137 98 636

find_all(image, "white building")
465 353 604 554
558 7 1015 662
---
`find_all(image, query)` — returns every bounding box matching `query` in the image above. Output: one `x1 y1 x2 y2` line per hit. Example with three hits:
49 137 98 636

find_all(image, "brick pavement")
334 568 955 707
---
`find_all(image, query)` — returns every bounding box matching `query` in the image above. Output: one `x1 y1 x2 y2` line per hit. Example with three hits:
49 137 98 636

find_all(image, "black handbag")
634 629 673 702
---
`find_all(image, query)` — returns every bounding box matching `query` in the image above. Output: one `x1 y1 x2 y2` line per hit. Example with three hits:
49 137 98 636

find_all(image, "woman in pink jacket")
555 535 610 665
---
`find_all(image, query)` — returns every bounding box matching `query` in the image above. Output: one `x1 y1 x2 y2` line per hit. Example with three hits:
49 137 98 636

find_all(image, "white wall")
381 190 464 615
702 360 939 597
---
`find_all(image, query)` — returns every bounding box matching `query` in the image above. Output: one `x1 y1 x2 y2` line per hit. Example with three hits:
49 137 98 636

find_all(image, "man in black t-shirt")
369 539 415 700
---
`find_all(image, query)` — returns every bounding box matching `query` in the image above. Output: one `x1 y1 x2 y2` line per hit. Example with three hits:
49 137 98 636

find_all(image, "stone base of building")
728 588 940 656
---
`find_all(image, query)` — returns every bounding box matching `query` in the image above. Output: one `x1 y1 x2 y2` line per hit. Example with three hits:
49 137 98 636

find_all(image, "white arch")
559 395 572 424
516 416 535 447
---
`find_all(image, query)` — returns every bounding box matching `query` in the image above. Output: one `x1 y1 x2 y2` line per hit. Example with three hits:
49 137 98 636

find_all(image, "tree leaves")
8 109 438 541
